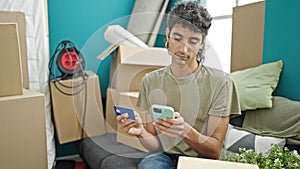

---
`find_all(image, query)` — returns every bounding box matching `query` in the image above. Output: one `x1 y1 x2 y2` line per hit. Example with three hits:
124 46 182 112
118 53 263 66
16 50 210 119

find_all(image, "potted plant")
221 144 300 169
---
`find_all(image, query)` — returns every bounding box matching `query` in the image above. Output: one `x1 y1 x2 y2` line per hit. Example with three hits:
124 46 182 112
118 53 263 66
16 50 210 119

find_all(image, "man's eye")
172 35 182 41
189 39 199 44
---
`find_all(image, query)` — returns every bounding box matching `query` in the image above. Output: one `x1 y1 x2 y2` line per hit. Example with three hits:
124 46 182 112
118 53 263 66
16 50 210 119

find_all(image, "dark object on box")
54 160 76 169
49 40 85 79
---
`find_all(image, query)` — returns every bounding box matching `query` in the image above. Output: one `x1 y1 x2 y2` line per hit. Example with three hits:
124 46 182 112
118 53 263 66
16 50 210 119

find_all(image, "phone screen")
151 104 174 120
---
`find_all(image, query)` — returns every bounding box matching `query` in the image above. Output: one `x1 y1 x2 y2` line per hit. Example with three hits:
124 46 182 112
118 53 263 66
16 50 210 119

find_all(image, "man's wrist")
181 122 192 138
137 127 147 138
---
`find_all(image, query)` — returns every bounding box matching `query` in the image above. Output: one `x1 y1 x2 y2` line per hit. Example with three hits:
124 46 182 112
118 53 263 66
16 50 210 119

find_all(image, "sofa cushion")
225 124 286 154
241 96 300 145
231 60 283 111
76 133 146 169
101 154 143 169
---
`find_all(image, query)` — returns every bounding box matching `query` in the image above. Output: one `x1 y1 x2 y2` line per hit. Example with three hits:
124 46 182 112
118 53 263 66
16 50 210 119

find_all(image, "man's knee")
137 153 174 169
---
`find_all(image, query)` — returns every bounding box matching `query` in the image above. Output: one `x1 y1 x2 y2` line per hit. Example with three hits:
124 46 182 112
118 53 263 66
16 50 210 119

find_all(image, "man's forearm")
137 128 162 152
182 123 223 159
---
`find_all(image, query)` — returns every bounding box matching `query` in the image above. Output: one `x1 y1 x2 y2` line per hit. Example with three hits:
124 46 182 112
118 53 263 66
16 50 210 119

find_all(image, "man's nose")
179 42 189 53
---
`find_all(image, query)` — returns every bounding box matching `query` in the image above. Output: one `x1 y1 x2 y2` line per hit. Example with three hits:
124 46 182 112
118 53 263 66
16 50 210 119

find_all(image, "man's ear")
199 37 205 49
165 28 170 41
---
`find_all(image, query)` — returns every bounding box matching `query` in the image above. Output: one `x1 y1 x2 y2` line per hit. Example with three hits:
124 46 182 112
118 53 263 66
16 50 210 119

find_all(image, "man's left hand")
153 112 186 137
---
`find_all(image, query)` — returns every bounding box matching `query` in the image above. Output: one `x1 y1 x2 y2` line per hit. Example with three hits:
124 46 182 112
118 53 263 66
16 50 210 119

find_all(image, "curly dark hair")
167 1 212 37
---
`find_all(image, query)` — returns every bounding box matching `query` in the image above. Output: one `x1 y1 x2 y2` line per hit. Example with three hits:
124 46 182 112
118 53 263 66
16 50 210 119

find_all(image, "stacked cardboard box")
0 12 29 97
0 23 23 97
0 12 47 169
0 90 48 169
50 71 106 144
99 45 171 151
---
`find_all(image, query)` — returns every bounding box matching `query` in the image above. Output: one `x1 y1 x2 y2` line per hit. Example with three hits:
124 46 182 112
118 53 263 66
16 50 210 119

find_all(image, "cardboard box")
177 156 259 169
0 11 29 89
99 45 171 91
105 88 143 132
116 90 148 152
0 89 47 169
50 71 106 144
118 91 141 112
105 87 119 133
105 87 148 152
0 23 23 97
100 46 171 151
231 2 264 72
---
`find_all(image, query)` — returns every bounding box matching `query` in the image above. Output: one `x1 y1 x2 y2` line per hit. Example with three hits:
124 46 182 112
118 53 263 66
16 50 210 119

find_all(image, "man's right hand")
116 111 145 136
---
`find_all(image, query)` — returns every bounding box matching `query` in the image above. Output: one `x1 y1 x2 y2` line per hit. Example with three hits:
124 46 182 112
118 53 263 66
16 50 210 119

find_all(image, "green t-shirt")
136 64 240 157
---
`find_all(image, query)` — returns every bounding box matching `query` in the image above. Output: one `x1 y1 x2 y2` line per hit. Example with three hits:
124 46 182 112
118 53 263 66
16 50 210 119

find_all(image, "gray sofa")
77 96 300 169
76 133 147 169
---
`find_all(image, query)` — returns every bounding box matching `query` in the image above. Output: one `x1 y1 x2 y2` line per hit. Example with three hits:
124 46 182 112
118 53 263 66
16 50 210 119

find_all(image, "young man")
117 1 240 168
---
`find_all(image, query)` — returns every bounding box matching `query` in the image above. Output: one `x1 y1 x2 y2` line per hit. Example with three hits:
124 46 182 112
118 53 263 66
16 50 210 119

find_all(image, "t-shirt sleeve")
208 75 241 117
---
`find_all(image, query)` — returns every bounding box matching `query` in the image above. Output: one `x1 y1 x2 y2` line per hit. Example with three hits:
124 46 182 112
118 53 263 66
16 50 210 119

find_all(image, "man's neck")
170 62 200 78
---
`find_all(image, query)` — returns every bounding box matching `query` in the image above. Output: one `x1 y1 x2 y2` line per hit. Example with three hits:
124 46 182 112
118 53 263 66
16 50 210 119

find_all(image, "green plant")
221 144 300 169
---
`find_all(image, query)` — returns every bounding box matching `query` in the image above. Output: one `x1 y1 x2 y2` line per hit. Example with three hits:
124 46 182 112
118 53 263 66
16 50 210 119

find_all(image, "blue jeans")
137 153 176 169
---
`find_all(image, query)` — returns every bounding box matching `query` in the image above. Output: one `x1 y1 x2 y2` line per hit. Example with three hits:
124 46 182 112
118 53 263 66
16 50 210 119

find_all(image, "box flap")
98 45 171 66
119 92 139 98
119 45 171 66
97 44 119 60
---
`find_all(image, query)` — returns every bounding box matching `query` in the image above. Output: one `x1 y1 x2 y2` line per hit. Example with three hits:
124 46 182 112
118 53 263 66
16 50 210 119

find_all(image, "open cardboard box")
99 45 171 152
98 45 171 91
106 88 142 132
105 87 148 152
105 87 119 133
116 90 148 152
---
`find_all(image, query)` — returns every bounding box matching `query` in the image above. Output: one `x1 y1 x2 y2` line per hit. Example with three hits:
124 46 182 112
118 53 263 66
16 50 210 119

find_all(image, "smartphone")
151 104 174 120
113 105 135 120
